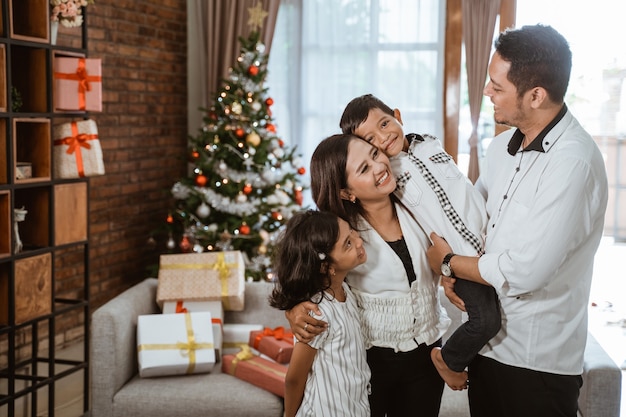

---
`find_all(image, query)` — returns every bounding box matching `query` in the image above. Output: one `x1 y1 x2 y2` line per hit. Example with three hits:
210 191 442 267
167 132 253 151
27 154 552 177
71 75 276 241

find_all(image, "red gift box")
54 57 102 112
249 327 294 364
222 347 287 397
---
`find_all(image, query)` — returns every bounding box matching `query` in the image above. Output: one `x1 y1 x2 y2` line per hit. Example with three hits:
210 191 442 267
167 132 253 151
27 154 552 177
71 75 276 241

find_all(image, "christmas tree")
161 29 307 281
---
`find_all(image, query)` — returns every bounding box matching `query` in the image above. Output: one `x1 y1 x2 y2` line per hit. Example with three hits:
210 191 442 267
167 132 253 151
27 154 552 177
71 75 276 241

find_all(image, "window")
267 0 445 204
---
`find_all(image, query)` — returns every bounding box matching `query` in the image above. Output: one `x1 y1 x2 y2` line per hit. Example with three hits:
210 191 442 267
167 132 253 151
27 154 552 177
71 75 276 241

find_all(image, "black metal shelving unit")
0 0 90 415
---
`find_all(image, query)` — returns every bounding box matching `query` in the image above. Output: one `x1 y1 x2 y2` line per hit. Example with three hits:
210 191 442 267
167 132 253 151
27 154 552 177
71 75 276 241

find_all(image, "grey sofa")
90 278 622 417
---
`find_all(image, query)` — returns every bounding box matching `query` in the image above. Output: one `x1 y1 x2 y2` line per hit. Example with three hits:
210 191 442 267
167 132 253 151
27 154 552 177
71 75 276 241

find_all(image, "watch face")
441 264 452 277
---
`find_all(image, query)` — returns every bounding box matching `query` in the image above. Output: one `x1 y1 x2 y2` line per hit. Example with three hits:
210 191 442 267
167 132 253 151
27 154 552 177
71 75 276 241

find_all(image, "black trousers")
367 340 444 417
469 354 583 417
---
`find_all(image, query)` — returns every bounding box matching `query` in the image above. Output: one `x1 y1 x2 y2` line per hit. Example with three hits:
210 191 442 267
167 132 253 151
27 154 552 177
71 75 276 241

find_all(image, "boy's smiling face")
352 107 406 158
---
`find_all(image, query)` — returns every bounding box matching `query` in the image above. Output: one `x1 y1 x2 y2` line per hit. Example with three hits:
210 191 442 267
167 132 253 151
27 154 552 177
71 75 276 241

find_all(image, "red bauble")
271 211 283 221
166 214 174 224
297 167 306 175
235 128 245 138
265 97 274 106
278 139 284 147
243 184 253 194
266 123 276 133
191 150 200 159
239 224 251 235
248 65 259 76
195 174 208 187
294 189 303 206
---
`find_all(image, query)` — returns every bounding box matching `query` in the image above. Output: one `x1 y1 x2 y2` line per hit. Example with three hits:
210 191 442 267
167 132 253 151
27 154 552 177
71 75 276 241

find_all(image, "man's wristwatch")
441 253 456 278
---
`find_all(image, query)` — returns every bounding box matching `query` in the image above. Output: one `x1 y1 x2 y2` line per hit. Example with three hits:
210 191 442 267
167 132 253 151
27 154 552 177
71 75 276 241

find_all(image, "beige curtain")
194 0 280 107
462 0 500 183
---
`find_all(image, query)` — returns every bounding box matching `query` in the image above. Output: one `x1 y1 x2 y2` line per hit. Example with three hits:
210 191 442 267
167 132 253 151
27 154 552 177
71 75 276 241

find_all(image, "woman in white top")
269 210 371 417
286 134 450 417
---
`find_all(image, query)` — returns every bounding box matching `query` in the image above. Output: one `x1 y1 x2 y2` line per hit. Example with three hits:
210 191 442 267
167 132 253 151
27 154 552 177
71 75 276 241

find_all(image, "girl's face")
329 217 367 276
342 138 396 203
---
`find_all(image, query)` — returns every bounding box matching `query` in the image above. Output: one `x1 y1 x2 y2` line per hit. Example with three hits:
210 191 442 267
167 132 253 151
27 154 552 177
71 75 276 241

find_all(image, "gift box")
249 327 294 364
157 251 245 311
222 346 287 397
223 323 263 355
53 57 102 112
163 300 224 361
52 119 105 179
137 312 216 378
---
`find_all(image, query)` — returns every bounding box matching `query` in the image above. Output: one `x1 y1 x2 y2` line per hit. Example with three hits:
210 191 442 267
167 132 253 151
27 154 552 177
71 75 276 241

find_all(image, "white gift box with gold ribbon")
222 323 263 355
137 312 216 378
156 251 245 311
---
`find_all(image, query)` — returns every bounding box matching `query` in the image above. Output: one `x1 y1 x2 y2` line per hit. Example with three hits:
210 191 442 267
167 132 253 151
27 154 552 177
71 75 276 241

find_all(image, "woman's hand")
285 301 328 343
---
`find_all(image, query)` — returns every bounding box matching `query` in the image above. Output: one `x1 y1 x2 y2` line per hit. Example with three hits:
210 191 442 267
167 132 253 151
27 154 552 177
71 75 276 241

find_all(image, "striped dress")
295 282 371 417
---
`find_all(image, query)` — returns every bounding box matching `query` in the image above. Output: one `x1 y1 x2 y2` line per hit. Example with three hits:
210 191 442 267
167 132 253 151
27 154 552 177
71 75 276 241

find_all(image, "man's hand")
285 301 328 343
426 233 453 273
441 276 466 311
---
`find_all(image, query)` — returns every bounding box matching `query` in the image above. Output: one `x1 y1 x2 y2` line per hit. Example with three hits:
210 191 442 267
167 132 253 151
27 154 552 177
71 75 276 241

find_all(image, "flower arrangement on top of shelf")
50 0 94 27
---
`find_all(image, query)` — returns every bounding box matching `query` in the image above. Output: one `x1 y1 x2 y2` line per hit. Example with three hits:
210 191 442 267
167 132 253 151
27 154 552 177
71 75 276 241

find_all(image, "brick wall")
81 0 188 310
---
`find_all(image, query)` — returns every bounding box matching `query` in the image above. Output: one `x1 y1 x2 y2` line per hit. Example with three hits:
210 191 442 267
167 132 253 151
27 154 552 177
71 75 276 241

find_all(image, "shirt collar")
506 104 568 156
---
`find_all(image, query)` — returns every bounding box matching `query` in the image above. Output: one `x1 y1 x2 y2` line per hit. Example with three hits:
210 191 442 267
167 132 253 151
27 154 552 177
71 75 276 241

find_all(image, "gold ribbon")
160 253 237 309
227 345 286 378
53 121 98 177
138 313 213 374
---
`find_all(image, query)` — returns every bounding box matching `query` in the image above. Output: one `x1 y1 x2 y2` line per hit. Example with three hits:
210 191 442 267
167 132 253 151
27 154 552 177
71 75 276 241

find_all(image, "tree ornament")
179 234 192 252
191 149 200 159
278 138 284 147
243 183 253 194
265 97 274 106
297 167 306 175
266 123 276 133
235 193 248 204
196 202 210 218
195 174 208 187
271 211 283 221
166 233 176 249
239 223 251 235
235 127 245 138
166 213 174 224
294 189 303 206
248 65 259 76
231 102 243 114
246 131 261 146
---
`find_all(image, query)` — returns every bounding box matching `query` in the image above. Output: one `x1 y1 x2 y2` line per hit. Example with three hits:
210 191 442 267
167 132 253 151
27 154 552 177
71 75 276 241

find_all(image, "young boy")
339 93 501 390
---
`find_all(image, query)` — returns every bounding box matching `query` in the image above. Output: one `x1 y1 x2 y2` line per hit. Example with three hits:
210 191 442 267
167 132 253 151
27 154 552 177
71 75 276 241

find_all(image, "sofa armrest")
578 333 622 417
90 278 160 417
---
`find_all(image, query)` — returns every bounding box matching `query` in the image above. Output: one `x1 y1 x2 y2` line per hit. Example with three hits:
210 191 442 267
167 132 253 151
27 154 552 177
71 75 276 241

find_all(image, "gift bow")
253 327 294 349
138 313 213 374
53 121 98 177
54 58 101 110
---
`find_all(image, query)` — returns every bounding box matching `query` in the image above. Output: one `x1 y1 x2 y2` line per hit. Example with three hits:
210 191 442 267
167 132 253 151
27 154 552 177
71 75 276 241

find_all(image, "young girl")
269 210 370 417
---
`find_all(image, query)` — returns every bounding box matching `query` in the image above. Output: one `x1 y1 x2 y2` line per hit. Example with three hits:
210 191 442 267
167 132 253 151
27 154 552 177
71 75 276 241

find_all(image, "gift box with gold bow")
137 311 216 378
249 327 294 364
52 119 105 179
222 323 263 355
222 346 288 397
157 251 245 311
162 300 224 361
53 56 102 112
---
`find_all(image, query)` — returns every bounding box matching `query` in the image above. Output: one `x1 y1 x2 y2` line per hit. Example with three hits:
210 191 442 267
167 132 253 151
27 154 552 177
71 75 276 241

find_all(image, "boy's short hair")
339 94 394 135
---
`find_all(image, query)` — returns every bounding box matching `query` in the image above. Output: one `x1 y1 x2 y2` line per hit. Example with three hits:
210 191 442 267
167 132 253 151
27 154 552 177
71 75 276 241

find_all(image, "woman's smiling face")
343 138 396 204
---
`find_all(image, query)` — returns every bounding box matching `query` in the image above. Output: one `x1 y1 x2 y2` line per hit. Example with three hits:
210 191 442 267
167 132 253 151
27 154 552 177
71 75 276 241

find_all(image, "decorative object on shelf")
50 20 59 45
50 0 95 28
15 162 33 180
52 119 105 178
54 56 102 111
13 206 28 254
11 87 22 112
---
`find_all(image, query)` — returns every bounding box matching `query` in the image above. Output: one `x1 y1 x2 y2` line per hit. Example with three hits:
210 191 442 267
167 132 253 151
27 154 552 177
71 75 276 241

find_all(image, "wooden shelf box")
14 187 50 251
54 182 87 245
0 118 6 185
13 118 51 183
0 191 9 258
10 46 48 113
8 0 49 43
0 253 52 325
0 44 6 113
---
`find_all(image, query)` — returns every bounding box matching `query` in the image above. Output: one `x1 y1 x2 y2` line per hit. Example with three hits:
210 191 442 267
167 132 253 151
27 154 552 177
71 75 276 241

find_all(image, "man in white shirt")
426 24 608 417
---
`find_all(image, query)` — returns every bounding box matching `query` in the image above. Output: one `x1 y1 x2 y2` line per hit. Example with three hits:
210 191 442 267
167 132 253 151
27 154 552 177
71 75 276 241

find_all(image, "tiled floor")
21 237 626 417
